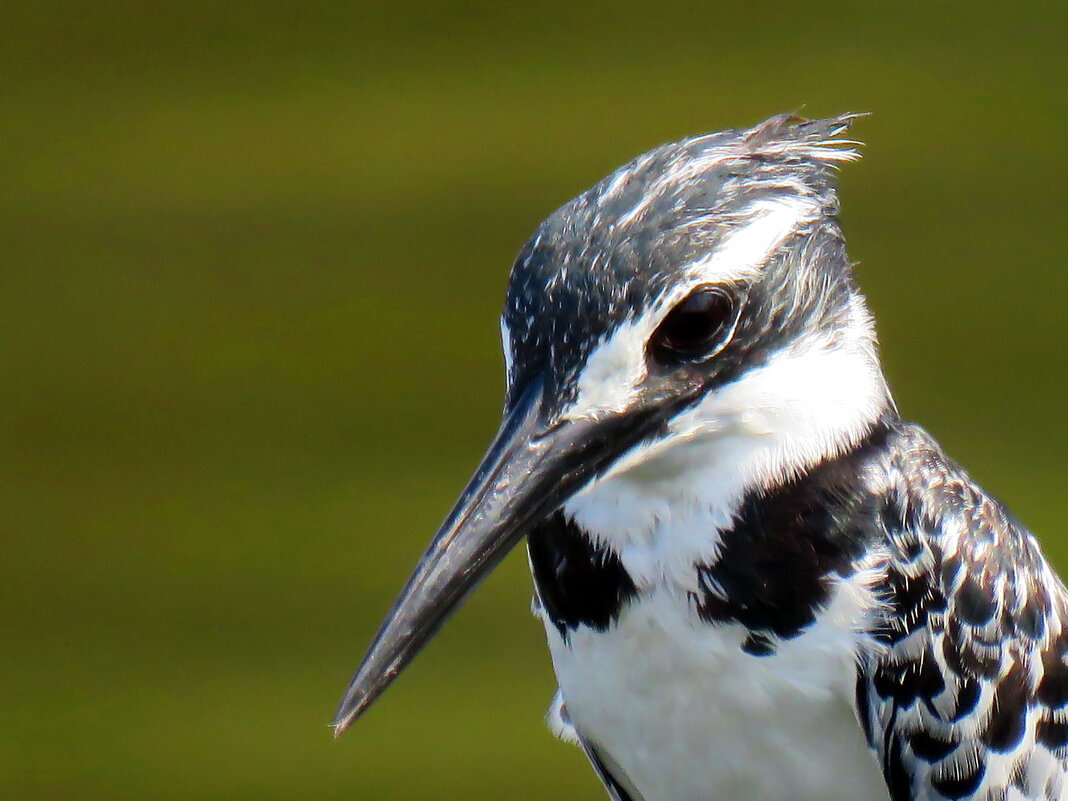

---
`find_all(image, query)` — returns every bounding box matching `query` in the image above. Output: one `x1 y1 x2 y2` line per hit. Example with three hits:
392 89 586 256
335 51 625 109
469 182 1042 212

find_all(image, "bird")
331 113 1068 801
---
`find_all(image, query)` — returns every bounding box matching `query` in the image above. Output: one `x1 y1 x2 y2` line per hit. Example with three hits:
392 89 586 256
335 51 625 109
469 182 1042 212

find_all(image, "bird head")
332 113 892 734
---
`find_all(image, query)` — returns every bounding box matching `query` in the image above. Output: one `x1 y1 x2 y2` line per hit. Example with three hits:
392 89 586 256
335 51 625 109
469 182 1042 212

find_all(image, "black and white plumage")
332 114 1068 801
859 426 1068 801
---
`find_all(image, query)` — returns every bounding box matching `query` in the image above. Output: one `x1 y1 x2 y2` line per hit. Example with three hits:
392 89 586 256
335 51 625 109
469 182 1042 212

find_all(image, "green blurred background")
2 2 1065 798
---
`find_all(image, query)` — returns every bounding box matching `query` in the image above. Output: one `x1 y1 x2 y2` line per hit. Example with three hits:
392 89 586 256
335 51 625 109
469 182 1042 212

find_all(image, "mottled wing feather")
858 427 1068 801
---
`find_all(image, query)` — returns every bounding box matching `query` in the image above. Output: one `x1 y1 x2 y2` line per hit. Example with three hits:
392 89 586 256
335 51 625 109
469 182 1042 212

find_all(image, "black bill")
331 378 664 735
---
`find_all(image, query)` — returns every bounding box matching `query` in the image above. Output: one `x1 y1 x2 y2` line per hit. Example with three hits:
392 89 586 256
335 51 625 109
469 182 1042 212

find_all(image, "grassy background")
2 2 1066 798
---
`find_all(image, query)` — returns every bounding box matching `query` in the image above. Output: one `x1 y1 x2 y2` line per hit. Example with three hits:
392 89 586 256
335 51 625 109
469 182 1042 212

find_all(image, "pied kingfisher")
332 114 1068 801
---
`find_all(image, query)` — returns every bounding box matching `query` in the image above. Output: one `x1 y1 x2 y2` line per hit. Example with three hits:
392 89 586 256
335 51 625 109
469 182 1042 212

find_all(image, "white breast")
540 580 890 801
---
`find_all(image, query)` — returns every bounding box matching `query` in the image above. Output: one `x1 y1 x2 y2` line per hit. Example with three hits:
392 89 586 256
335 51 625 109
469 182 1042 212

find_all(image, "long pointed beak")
331 378 661 735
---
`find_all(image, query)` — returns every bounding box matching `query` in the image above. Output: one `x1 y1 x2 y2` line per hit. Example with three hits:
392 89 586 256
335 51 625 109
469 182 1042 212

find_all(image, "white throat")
562 295 890 591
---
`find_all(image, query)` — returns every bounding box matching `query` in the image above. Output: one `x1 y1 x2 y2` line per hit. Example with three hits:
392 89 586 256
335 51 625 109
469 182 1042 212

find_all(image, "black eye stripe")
648 285 736 363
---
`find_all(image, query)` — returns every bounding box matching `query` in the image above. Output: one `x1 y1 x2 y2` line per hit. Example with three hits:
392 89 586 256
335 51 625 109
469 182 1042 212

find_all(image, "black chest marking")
527 513 638 639
693 422 892 649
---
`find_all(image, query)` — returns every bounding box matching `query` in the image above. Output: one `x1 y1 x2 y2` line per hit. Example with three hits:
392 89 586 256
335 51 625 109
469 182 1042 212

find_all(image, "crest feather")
743 112 866 164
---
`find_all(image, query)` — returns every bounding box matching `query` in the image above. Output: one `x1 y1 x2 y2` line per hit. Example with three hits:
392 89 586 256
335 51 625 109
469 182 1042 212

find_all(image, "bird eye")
649 286 736 362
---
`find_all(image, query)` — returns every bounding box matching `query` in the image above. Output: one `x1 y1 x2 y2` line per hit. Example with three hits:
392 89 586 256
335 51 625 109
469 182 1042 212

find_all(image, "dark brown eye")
649 286 736 362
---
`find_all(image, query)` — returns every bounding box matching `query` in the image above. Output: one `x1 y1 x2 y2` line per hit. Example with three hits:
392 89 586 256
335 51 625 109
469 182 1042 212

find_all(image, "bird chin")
593 420 746 486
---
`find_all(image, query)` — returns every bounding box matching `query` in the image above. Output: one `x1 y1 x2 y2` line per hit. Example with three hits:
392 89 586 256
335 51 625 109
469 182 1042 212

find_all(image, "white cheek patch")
665 332 887 481
565 306 888 590
561 196 819 420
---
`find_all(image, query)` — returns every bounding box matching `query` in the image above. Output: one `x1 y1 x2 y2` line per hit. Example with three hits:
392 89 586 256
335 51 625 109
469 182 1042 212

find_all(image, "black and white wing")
856 426 1068 801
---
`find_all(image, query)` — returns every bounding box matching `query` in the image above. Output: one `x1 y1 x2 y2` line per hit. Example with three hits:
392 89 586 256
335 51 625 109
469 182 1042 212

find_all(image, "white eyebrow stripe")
561 196 818 420
682 196 819 288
